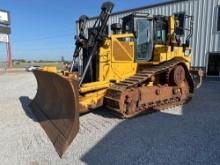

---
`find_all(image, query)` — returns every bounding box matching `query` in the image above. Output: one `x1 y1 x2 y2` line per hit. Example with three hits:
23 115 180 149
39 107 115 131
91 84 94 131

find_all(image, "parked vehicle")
26 65 40 72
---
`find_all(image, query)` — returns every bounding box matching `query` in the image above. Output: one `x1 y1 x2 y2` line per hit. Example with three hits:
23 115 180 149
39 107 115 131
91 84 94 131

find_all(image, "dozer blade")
31 70 79 157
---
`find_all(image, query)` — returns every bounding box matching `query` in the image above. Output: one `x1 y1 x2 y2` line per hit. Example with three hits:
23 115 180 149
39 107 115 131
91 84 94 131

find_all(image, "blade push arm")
79 2 114 86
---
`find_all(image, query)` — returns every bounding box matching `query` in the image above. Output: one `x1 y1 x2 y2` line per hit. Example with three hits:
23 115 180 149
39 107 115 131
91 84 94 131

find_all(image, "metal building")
77 0 220 77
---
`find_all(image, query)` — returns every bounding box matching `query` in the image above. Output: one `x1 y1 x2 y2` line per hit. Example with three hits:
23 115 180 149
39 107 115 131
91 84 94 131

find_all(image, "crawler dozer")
31 2 203 157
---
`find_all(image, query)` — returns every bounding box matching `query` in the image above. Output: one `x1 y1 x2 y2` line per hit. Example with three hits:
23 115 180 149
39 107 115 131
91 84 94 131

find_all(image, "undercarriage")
105 59 194 118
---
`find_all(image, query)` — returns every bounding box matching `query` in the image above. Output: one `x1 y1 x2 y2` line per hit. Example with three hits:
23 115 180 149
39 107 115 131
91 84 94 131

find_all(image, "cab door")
135 18 154 62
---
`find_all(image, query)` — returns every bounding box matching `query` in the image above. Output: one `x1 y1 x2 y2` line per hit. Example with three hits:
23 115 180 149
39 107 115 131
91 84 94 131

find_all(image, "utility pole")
6 36 12 68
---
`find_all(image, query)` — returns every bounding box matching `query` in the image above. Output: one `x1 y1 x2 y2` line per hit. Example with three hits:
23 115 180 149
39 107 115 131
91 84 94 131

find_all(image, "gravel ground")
0 72 220 165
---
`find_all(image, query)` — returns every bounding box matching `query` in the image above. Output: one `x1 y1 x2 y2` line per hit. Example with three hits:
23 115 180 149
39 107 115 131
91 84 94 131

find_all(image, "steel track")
104 59 194 118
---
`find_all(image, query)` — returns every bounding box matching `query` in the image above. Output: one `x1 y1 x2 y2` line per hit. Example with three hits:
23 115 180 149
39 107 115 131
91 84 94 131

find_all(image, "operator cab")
121 13 188 63
122 13 154 62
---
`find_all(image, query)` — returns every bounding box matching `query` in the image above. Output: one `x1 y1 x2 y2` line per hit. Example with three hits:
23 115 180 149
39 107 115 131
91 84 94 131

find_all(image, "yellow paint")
80 81 110 93
168 16 176 43
147 81 154 87
98 33 137 82
42 66 57 73
79 89 107 113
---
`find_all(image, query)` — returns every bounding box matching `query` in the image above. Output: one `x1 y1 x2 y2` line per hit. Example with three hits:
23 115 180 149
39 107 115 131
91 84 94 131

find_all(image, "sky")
0 0 165 61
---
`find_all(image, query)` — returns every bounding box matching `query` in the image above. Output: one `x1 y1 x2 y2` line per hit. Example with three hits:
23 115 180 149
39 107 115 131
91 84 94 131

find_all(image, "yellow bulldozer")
30 2 203 157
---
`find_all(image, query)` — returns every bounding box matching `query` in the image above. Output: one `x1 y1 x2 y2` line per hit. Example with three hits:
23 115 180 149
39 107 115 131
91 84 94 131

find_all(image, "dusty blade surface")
31 70 79 157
